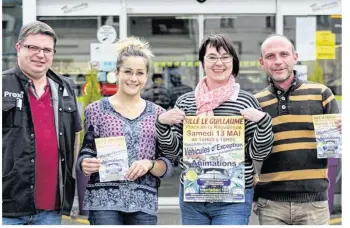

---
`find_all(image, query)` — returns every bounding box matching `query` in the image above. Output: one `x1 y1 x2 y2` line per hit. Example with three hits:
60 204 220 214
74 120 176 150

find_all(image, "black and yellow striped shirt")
254 75 339 202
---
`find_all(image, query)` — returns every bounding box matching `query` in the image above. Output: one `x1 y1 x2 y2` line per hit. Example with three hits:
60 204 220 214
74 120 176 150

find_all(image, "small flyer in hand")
95 136 129 182
313 114 341 158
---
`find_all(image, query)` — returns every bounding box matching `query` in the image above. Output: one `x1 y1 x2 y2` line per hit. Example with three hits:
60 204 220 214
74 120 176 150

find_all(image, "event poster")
95 136 129 182
313 114 342 158
183 116 245 203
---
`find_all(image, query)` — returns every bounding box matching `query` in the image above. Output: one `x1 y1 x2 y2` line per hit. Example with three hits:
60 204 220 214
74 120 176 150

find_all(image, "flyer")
95 136 129 182
182 116 245 203
313 114 342 158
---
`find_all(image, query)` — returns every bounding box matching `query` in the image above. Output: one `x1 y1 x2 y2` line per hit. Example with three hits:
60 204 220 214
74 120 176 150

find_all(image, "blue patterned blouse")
77 98 173 215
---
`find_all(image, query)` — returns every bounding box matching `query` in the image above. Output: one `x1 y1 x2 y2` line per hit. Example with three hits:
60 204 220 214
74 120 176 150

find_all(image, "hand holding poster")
313 114 341 158
95 136 129 182
183 116 245 203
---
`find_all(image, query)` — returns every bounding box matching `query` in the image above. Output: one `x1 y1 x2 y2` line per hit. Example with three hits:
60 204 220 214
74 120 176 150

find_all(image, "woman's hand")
240 108 266 123
82 157 101 176
125 160 153 181
337 119 342 133
158 108 186 125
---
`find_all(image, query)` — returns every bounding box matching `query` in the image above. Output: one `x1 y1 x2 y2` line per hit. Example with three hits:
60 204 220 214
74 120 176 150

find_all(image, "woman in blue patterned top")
77 36 173 225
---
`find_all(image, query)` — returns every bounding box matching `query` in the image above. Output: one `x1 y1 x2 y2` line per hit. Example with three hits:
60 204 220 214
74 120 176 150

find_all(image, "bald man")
252 34 341 225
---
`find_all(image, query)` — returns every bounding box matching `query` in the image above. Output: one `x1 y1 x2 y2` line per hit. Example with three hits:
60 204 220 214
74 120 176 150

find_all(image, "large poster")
183 116 245 202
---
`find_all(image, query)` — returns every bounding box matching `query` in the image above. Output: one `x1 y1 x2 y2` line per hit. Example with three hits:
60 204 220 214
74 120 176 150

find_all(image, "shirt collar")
268 70 302 95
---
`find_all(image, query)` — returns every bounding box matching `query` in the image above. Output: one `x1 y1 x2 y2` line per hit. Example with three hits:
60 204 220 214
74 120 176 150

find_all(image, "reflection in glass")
128 16 198 100
129 16 199 198
37 16 119 78
284 16 342 96
2 0 23 70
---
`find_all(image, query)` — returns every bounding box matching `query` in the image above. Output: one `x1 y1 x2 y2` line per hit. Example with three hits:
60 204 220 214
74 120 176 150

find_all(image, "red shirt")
29 84 60 210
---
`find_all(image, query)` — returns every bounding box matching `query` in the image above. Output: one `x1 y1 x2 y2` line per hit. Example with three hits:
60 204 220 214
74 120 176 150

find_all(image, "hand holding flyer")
313 114 342 158
95 136 129 182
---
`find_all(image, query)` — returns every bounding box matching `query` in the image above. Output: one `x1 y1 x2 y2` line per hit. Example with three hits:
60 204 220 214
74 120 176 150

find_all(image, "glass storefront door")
127 14 277 198
204 15 276 94
128 15 200 198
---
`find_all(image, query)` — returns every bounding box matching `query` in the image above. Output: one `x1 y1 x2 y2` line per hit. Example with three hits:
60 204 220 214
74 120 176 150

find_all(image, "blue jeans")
88 210 157 225
179 184 254 225
2 210 61 225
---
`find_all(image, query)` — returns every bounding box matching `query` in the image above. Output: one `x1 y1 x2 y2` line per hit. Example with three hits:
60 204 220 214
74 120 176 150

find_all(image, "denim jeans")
88 210 157 225
257 197 330 225
2 210 61 225
179 184 254 225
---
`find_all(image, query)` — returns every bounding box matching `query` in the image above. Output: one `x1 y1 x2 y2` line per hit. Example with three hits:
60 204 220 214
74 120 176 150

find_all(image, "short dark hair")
152 73 163 82
198 34 239 77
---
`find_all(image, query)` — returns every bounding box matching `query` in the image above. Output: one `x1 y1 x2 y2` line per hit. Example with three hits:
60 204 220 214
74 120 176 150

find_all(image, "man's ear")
293 52 299 64
258 57 264 69
15 43 21 53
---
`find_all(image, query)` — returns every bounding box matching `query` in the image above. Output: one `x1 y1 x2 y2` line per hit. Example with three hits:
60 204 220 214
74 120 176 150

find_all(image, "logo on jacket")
4 91 24 99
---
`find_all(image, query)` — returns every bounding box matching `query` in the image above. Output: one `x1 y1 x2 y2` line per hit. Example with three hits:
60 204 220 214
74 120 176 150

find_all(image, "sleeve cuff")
256 112 271 127
156 117 171 134
76 154 92 172
156 157 173 178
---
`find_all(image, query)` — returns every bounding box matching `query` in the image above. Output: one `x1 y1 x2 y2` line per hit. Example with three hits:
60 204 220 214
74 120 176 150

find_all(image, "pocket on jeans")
257 197 269 208
311 201 328 209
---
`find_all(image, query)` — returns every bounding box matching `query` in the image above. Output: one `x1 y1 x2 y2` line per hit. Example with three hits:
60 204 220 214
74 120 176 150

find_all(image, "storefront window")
204 15 276 94
284 16 342 96
128 16 199 198
128 16 199 110
2 0 23 70
37 16 119 96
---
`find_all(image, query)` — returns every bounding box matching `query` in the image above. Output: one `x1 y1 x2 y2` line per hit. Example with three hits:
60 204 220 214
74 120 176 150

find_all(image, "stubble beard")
268 69 293 83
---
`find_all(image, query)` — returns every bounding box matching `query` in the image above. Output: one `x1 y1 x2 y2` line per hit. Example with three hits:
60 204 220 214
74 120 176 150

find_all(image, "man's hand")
240 108 266 123
253 201 258 215
125 160 153 181
81 157 101 176
158 108 186 125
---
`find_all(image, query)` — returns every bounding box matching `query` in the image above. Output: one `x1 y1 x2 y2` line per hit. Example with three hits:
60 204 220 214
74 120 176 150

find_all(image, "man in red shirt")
2 21 82 225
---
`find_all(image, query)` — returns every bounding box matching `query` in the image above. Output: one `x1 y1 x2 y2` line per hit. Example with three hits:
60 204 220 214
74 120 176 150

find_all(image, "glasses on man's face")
205 55 233 63
21 44 56 55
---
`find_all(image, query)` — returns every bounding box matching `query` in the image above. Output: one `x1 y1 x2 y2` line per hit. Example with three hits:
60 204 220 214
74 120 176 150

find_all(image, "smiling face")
203 45 233 87
259 36 298 83
15 33 55 80
116 56 148 97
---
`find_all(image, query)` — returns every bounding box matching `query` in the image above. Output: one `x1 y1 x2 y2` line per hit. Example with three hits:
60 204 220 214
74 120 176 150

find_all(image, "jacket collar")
14 63 63 86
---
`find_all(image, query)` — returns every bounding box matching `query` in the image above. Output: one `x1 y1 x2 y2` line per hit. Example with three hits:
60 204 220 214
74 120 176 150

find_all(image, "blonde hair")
116 36 154 72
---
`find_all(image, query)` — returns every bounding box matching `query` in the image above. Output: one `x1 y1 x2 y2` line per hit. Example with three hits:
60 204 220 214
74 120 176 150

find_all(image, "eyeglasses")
120 69 146 77
205 55 233 63
21 44 56 55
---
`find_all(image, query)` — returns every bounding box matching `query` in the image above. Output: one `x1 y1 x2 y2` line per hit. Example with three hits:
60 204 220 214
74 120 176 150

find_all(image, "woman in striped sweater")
156 34 274 225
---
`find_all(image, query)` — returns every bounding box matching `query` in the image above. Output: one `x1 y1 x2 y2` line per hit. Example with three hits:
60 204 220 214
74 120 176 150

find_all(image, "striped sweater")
254 75 339 202
157 89 274 188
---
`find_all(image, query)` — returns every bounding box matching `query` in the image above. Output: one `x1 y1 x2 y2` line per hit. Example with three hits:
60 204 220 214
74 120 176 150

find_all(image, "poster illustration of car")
182 116 245 203
313 114 342 158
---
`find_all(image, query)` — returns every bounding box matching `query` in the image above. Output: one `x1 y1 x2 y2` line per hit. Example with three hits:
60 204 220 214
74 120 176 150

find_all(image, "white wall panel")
125 0 276 14
278 0 341 15
37 0 122 16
